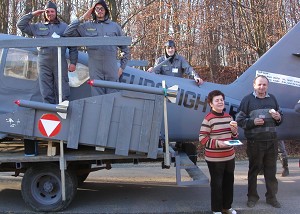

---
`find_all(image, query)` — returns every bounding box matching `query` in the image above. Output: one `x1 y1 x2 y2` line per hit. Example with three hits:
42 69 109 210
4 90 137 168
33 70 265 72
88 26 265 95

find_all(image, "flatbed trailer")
0 36 208 212
0 90 208 212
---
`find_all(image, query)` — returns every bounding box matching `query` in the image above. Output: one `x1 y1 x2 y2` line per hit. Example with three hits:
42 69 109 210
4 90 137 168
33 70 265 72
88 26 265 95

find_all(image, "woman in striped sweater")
199 90 238 214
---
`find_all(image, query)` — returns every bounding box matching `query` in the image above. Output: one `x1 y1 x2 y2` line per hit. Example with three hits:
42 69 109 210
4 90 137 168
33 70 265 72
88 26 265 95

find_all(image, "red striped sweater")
199 111 236 162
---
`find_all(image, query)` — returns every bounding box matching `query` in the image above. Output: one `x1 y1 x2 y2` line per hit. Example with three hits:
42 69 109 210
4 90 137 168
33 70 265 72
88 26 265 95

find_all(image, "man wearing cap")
17 1 78 104
63 0 130 95
148 40 203 85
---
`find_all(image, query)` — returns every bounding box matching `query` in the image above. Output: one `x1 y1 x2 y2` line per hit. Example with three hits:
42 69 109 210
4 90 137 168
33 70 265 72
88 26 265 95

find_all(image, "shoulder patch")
86 28 97 31
39 27 49 31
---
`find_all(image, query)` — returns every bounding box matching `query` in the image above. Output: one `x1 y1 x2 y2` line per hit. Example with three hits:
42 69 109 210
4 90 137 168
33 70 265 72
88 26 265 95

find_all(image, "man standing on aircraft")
17 1 78 104
63 0 130 96
236 75 282 209
147 40 204 85
147 40 203 163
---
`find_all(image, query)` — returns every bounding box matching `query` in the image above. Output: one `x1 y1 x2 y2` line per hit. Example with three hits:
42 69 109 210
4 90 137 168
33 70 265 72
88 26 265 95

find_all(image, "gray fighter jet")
0 21 300 212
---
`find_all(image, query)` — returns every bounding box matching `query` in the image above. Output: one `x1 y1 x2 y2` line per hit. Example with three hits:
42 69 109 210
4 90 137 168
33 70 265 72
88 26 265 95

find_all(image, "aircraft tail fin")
228 22 300 109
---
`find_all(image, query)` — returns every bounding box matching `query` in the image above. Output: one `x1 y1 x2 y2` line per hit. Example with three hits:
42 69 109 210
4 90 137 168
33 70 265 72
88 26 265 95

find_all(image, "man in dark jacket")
236 75 282 209
63 0 130 95
17 1 78 104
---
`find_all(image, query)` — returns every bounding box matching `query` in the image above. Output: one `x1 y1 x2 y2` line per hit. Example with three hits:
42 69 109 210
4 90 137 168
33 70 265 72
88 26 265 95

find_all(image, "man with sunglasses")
64 0 130 95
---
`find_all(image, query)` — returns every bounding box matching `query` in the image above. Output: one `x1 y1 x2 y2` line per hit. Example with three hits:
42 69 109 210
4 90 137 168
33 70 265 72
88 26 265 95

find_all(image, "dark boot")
281 158 289 177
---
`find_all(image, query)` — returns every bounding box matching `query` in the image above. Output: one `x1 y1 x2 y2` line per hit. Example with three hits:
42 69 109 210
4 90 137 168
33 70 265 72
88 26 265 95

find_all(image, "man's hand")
147 67 153 72
81 7 94 21
194 77 204 85
32 10 45 16
230 125 238 135
68 64 76 72
270 111 281 122
254 118 265 126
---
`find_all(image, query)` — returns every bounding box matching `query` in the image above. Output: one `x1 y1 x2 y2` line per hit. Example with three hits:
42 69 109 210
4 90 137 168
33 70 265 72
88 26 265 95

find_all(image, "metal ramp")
175 152 209 186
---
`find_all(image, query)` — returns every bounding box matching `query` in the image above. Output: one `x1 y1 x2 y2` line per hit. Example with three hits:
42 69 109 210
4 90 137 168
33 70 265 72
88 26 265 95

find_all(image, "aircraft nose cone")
87 80 94 86
14 100 20 106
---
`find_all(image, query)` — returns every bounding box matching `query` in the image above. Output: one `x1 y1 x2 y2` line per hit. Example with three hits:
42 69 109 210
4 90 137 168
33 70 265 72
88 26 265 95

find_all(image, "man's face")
166 46 175 56
45 8 56 22
94 4 106 20
253 76 269 97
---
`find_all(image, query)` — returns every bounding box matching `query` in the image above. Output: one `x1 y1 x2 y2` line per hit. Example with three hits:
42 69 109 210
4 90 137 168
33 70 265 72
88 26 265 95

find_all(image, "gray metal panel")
121 90 156 100
0 109 35 137
0 133 7 139
119 91 157 152
23 109 35 137
107 106 121 148
128 107 143 151
77 96 103 145
0 89 164 157
125 60 148 67
128 123 141 151
0 37 131 48
138 99 154 152
147 95 164 159
67 100 85 149
96 96 115 147
115 107 135 156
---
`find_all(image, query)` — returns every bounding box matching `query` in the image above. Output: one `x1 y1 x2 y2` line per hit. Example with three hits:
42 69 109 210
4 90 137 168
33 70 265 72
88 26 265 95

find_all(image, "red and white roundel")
38 114 61 137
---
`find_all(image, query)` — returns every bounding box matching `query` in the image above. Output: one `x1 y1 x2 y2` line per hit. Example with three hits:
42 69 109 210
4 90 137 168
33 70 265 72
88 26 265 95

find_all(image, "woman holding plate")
199 90 238 214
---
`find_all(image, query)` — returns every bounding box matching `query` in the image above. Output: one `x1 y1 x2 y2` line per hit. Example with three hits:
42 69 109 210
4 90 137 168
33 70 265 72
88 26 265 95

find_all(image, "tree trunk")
0 0 9 33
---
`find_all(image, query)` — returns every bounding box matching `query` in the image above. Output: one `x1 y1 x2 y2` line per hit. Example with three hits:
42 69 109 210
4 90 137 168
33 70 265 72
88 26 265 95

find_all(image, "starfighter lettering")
120 73 208 111
120 72 239 116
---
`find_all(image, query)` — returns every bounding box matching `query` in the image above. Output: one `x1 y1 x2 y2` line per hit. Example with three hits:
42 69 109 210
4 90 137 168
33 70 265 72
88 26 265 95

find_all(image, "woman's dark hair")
207 90 225 104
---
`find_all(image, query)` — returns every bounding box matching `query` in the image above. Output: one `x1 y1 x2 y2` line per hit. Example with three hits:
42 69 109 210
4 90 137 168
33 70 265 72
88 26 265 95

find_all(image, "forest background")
0 0 300 158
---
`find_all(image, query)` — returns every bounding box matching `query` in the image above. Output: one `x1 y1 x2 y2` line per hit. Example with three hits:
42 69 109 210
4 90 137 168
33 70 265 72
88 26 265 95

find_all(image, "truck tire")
21 163 77 212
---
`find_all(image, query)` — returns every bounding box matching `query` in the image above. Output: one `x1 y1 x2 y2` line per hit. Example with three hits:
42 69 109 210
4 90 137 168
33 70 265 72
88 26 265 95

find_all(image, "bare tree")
0 0 9 33
3 0 298 82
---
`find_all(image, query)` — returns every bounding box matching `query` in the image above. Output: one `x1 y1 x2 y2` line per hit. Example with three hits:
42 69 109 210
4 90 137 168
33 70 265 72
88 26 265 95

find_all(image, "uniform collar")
95 17 111 24
252 91 270 98
44 19 60 25
164 53 178 60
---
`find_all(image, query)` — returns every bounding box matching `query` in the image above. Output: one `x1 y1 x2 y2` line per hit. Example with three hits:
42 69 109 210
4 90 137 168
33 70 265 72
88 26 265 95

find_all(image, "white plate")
224 140 243 146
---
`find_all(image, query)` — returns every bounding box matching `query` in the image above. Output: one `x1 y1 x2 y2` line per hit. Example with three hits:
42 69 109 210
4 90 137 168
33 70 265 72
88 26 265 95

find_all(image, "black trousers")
206 159 235 212
246 140 278 202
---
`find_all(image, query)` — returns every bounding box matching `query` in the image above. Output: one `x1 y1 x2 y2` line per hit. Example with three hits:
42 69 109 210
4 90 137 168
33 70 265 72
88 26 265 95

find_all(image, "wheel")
21 163 77 212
